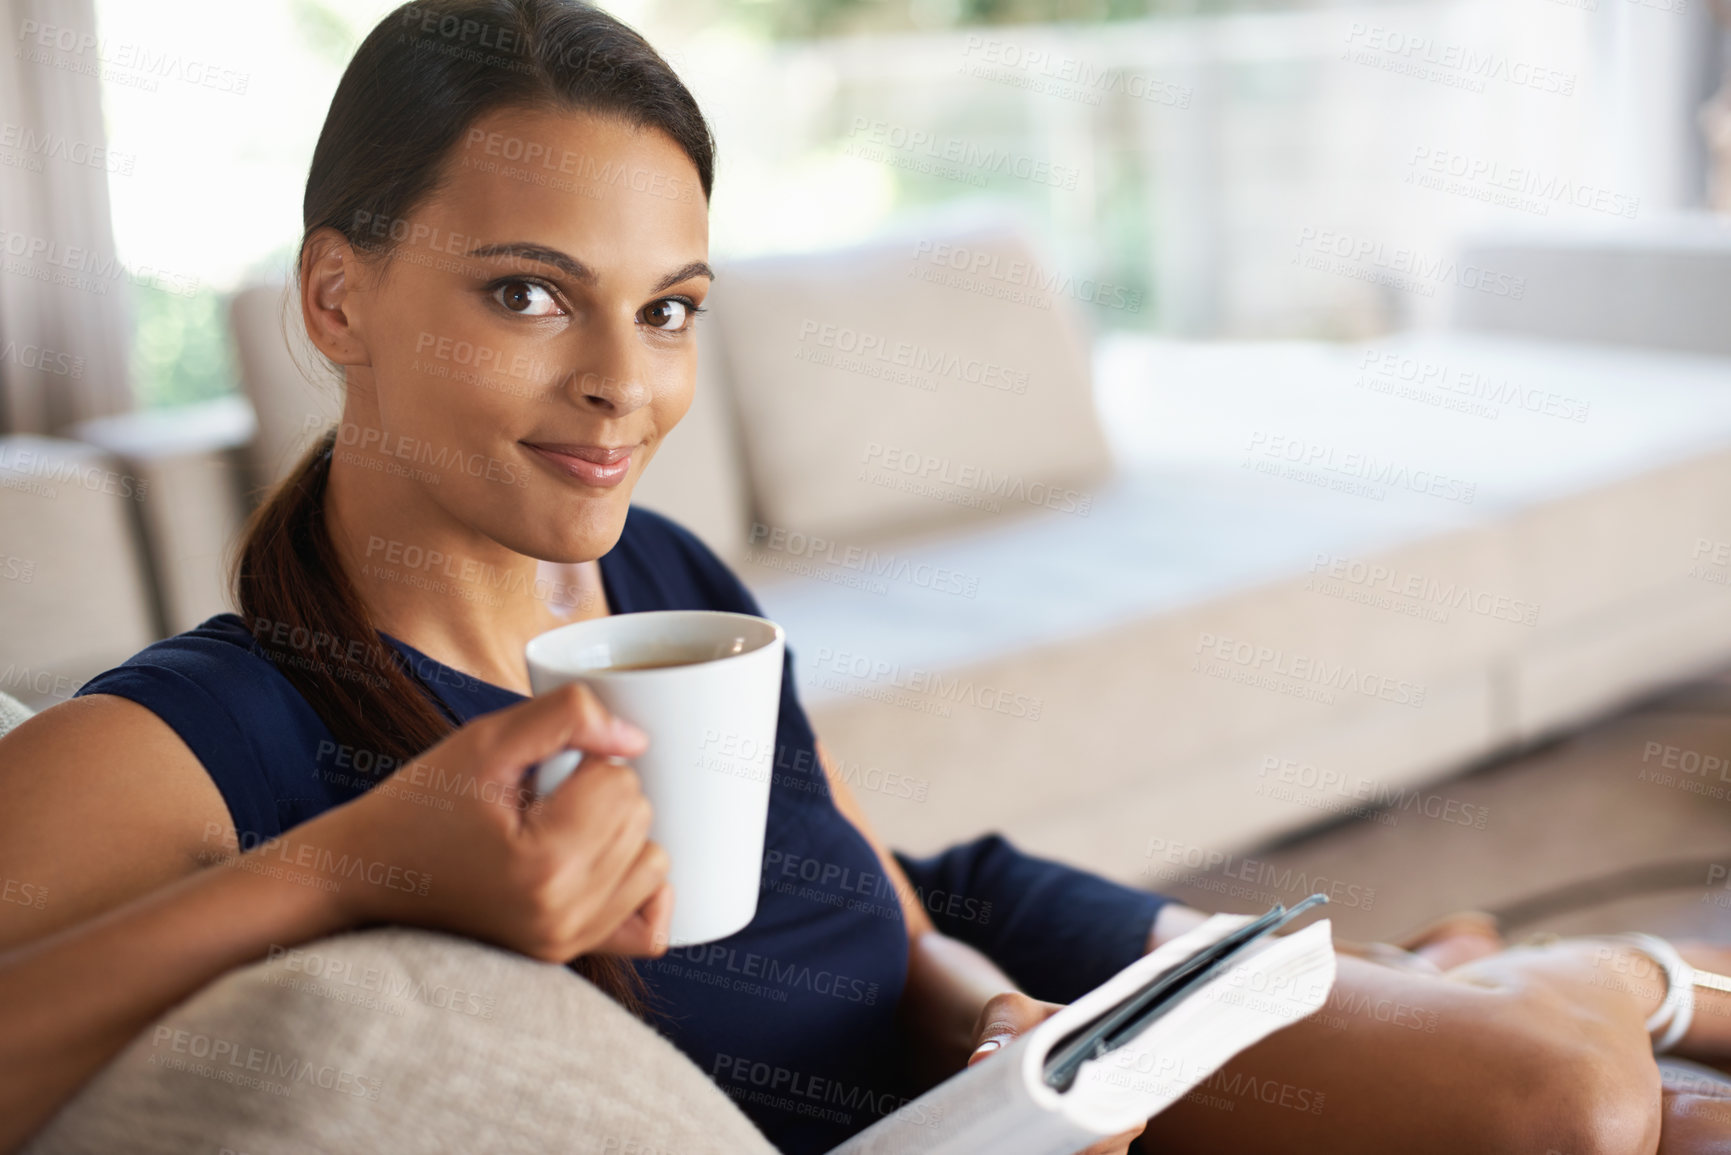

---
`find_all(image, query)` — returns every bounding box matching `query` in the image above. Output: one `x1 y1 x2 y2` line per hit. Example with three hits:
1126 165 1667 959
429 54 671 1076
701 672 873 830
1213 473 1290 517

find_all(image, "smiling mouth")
521 441 635 488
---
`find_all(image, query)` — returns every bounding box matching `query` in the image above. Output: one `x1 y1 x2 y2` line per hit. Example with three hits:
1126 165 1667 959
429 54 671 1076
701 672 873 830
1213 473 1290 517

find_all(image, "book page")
826 913 1334 1155
823 1026 1097 1155
1055 919 1337 1134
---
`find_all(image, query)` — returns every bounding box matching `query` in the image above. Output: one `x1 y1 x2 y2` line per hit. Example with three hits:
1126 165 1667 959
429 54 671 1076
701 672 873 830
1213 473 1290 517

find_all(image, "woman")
0 3 1727 1153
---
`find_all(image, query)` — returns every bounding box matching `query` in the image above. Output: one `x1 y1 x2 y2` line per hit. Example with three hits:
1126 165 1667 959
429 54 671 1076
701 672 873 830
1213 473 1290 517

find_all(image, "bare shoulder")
0 694 233 950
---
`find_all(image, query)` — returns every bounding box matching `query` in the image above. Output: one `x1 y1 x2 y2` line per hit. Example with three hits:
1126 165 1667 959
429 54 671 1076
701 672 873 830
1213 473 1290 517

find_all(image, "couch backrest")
229 283 340 489
708 217 1114 547
1449 218 1731 357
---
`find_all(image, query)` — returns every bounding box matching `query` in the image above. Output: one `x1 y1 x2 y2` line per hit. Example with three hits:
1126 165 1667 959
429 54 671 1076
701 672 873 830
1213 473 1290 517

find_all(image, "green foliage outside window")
128 283 240 410
662 0 1315 40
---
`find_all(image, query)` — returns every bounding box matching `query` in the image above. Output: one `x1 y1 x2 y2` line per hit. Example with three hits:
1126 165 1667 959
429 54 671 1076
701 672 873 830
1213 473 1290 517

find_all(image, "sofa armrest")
23 927 777 1155
68 397 255 636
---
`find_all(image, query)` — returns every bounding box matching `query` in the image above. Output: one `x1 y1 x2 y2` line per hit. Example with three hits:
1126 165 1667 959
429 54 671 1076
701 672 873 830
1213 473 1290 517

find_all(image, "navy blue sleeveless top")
77 504 1169 1154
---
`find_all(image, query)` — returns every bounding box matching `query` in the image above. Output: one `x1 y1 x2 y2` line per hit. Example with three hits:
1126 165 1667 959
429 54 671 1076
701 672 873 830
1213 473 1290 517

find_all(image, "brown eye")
492 280 559 316
642 298 690 331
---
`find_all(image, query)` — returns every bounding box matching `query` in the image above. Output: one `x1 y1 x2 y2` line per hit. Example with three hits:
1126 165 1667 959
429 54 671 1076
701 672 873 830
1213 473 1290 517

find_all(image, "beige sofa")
7 213 1731 892
639 213 1731 889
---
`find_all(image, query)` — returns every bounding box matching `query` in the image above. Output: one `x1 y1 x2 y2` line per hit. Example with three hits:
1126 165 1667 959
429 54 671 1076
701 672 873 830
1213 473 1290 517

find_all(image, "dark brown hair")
233 0 714 1013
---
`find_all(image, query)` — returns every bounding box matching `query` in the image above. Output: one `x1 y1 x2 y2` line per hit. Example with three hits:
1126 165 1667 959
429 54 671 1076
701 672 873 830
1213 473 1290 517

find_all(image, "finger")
642 880 675 953
1657 1087 1731 1154
587 842 672 953
473 682 649 786
598 881 675 957
535 754 652 855
1070 1124 1146 1155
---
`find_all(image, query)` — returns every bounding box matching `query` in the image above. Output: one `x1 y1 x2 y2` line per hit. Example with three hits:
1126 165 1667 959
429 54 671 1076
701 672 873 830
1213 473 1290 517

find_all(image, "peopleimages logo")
860 441 1093 517
748 522 980 598
1353 348 1589 424
846 117 1080 190
309 416 531 488
1256 756 1490 830
910 239 1143 314
461 126 697 202
1405 145 1640 220
1243 431 1477 506
0 339 84 379
710 1053 945 1129
0 122 135 175
1193 630 1427 709
796 319 1030 395
958 35 1192 109
1307 552 1540 627
1142 836 1377 910
15 20 252 95
0 227 199 297
1294 227 1526 300
662 942 881 1005
1341 23 1577 97
812 644 1044 721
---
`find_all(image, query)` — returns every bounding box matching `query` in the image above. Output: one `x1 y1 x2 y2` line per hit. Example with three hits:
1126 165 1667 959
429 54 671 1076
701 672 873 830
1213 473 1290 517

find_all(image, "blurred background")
4 0 1731 944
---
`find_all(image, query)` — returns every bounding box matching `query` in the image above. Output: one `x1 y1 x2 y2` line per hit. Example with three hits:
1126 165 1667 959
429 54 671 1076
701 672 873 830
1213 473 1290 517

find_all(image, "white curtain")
0 0 134 433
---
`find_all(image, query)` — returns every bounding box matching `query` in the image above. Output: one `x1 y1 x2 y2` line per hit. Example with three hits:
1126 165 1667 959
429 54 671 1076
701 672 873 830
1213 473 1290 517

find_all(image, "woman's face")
322 105 711 564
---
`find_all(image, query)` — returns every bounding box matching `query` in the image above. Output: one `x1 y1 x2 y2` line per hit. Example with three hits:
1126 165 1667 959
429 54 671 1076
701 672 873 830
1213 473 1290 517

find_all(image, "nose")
566 332 651 418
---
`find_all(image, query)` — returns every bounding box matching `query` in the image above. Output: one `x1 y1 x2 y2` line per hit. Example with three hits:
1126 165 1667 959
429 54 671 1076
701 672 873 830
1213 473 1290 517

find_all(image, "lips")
522 441 636 487
526 442 633 465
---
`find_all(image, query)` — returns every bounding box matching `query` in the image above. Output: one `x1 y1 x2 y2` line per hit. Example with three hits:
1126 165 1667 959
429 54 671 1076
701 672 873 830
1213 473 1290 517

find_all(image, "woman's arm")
814 740 1145 1155
0 803 358 1152
0 685 670 1155
812 739 1006 1076
1140 900 1680 1154
1144 939 1665 1155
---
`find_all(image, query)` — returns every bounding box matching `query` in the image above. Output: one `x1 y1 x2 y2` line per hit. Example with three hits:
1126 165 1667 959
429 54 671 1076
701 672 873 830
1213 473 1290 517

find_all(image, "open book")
826 898 1338 1155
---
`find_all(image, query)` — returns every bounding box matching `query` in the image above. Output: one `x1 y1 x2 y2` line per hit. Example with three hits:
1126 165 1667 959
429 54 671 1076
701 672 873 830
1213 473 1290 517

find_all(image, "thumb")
967 1036 1012 1067
968 992 1051 1066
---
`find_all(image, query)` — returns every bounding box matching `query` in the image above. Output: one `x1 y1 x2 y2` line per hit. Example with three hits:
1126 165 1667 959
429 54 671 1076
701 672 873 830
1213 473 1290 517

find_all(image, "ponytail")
233 429 652 1014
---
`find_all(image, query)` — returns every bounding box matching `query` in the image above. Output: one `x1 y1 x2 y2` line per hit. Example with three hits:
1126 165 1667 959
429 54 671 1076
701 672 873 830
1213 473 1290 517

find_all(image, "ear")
300 228 370 368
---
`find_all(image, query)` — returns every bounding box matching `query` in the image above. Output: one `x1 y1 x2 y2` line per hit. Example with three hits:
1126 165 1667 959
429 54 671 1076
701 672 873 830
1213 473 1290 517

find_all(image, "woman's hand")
967 991 1149 1155
308 681 673 961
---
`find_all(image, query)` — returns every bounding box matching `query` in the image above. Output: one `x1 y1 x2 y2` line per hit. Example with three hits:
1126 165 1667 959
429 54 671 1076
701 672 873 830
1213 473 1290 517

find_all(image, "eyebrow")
464 243 714 293
651 260 717 293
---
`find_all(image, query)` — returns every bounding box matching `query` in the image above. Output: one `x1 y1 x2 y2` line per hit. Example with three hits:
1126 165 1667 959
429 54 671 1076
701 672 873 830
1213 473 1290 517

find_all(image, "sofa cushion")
0 690 32 738
24 927 777 1155
228 283 339 489
714 217 1113 544
1450 217 1731 358
735 329 1731 880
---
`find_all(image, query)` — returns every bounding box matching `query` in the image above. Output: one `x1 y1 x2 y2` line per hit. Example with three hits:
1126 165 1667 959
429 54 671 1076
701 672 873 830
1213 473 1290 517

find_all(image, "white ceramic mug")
525 610 785 947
